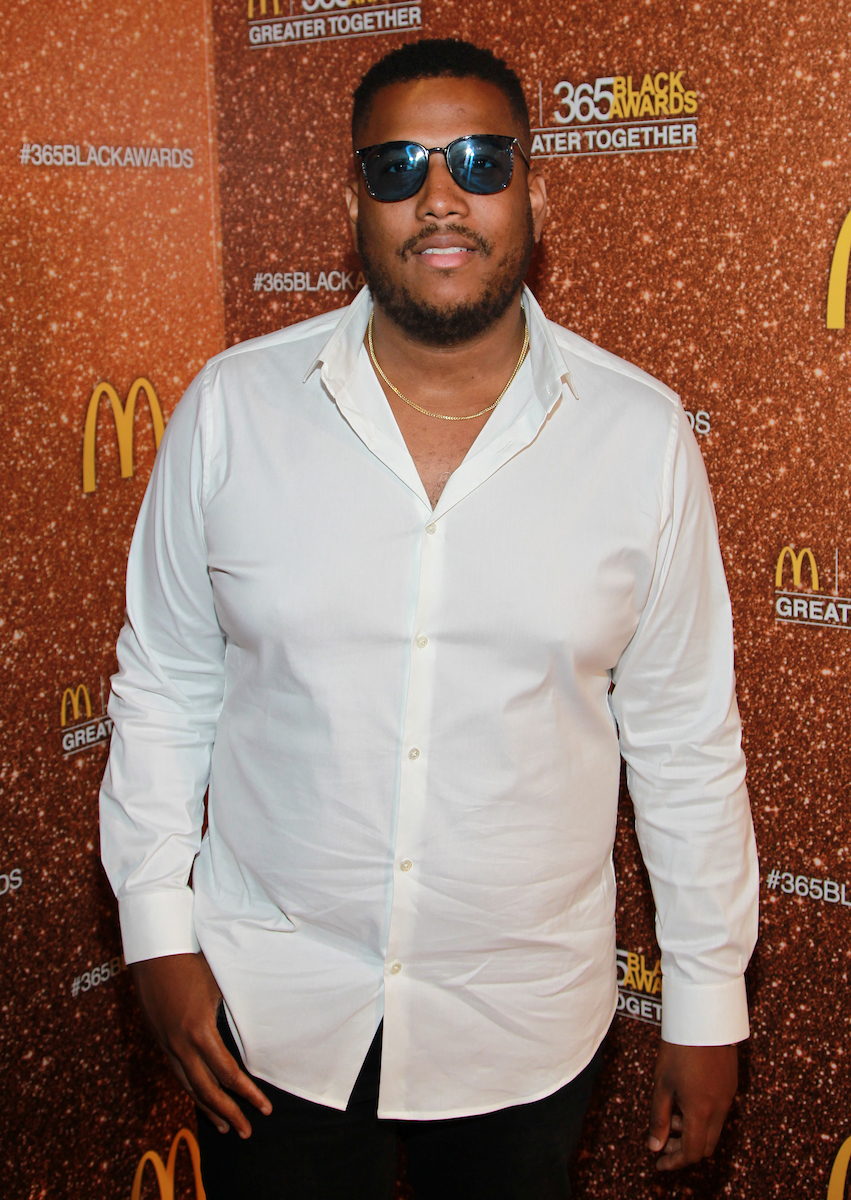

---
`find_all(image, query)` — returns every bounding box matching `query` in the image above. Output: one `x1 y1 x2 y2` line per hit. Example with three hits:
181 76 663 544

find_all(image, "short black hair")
352 38 531 147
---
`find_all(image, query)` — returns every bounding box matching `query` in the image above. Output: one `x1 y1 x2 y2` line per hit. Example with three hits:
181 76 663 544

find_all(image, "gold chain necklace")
366 309 530 422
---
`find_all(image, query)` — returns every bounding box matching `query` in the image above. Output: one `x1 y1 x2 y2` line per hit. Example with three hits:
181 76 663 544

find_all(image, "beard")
356 206 535 347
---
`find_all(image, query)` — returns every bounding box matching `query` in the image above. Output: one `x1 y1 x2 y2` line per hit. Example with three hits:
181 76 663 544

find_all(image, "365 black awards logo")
532 70 698 161
616 946 662 1026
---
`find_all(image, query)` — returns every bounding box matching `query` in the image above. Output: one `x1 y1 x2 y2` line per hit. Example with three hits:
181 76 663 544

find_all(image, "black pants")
197 1012 603 1200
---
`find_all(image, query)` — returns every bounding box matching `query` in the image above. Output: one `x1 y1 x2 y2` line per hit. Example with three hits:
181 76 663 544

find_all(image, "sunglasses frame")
355 134 532 202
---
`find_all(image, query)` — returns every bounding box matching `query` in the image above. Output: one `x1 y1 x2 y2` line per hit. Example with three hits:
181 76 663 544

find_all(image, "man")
100 38 758 1200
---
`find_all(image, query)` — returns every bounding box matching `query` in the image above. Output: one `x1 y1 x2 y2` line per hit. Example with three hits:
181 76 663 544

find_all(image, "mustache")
397 223 493 262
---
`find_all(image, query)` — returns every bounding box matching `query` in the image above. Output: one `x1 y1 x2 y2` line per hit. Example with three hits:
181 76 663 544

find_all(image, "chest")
388 403 489 508
203 396 662 681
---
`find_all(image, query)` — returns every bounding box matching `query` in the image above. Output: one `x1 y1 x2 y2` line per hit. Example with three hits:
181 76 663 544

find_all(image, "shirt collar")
304 285 571 416
303 285 372 391
521 286 575 414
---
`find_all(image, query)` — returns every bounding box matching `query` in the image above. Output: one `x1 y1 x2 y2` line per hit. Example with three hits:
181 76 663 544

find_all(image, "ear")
344 176 360 249
527 166 547 243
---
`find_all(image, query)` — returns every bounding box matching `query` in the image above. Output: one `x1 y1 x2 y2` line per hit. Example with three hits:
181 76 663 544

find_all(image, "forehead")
359 76 519 147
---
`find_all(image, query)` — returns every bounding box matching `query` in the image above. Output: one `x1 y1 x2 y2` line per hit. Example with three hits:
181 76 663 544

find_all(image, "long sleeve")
99 369 226 964
610 405 759 1045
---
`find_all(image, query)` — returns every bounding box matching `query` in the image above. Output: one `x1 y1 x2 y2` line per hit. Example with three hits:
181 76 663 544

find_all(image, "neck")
367 294 528 419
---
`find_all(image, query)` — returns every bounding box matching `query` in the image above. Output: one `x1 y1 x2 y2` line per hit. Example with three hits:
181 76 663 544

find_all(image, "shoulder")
162 305 354 459
525 293 688 494
201 305 351 386
546 317 680 412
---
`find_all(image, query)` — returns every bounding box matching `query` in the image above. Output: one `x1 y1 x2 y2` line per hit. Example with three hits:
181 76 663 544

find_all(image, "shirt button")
390 961 402 975
400 859 413 872
408 747 420 760
425 523 437 535
416 635 429 649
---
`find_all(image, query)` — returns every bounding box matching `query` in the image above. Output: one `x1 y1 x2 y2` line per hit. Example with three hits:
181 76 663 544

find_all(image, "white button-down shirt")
100 286 758 1119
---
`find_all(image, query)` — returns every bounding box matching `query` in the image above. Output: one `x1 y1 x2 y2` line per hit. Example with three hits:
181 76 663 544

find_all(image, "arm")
99 372 270 1133
609 404 758 1169
647 1042 738 1170
131 953 271 1136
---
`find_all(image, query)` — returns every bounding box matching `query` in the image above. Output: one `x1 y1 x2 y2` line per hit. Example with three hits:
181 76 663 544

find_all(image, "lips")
420 245 475 260
416 233 478 255
411 233 481 270
398 224 491 263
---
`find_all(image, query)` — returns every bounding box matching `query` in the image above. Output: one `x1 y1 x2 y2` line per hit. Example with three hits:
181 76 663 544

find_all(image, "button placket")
398 521 441 787
383 518 443 987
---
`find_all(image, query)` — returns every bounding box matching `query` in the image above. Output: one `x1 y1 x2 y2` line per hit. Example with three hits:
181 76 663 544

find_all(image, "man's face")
346 76 547 346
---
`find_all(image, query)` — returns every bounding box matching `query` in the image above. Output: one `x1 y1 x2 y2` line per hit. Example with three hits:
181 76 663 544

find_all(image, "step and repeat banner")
2 0 851 1196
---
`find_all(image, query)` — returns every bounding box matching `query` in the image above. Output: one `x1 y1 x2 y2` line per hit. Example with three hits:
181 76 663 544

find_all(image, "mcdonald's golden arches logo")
828 1134 851 1200
82 377 165 493
58 678 113 755
60 683 91 727
827 208 851 330
131 1127 205 1200
774 543 851 631
775 545 819 591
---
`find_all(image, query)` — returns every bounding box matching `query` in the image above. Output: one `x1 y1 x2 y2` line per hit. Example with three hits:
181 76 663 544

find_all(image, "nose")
414 149 470 222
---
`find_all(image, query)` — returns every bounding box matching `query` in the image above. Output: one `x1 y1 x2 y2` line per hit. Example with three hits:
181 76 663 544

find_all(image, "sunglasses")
356 134 531 202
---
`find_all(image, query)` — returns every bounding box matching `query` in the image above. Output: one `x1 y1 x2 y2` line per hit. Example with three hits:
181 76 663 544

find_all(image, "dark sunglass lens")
447 137 514 195
364 142 428 201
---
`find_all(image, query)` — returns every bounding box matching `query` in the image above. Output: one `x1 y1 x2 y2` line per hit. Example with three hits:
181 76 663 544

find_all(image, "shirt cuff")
661 975 750 1045
118 888 200 964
